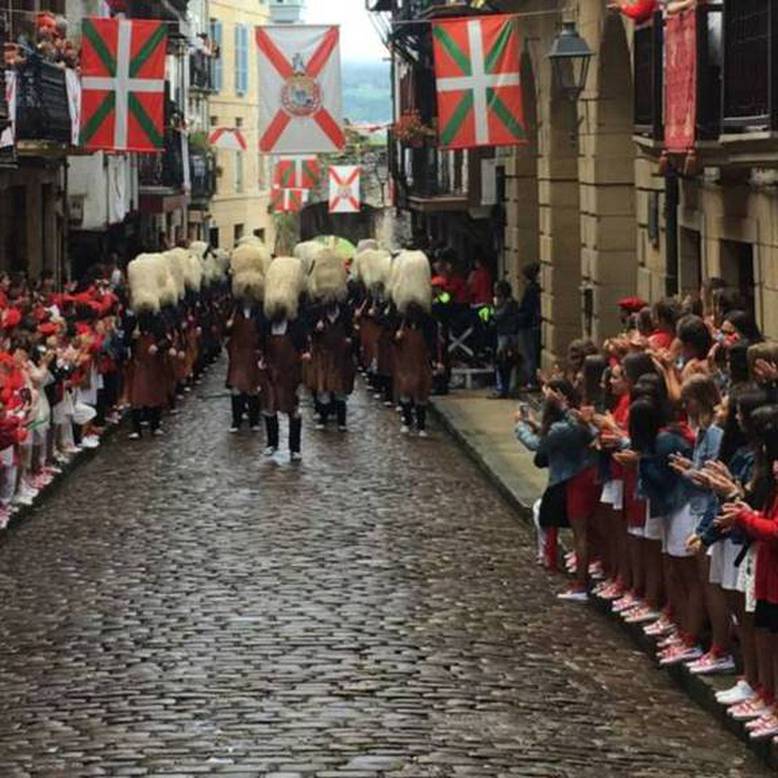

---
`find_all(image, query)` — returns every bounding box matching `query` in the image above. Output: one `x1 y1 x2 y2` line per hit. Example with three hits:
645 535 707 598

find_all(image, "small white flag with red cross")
328 165 361 214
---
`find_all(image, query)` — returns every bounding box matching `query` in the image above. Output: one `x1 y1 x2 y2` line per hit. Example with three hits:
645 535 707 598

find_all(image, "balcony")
633 4 722 148
722 0 777 133
402 142 470 212
189 150 216 206
14 54 72 148
139 130 186 190
190 51 214 92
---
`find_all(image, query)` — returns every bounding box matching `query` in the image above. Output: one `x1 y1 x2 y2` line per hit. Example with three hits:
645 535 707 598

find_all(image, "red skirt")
623 466 647 528
566 466 601 521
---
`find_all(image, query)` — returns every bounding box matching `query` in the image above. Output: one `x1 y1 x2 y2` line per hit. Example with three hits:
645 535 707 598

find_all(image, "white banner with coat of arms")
256 25 345 154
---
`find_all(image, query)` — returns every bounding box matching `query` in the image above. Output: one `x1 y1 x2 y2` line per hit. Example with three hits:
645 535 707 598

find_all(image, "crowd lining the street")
513 280 778 741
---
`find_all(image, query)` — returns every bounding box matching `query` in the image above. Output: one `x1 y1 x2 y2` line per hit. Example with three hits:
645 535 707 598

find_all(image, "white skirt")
644 501 664 542
600 479 624 511
664 503 697 558
708 537 742 591
52 390 75 425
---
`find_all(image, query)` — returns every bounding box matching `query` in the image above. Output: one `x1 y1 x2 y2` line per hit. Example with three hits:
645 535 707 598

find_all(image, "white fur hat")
308 248 347 303
164 248 189 300
294 240 326 277
355 248 391 292
264 256 305 320
392 250 432 314
127 253 162 313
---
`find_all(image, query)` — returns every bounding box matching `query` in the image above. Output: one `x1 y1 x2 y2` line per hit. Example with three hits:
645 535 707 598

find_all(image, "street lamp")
547 21 594 102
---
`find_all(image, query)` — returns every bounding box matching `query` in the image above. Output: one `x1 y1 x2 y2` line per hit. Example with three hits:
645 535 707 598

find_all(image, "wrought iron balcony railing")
189 150 216 203
15 54 72 144
138 130 185 190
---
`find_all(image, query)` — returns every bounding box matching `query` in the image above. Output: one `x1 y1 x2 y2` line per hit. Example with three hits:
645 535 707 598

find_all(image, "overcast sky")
304 0 388 63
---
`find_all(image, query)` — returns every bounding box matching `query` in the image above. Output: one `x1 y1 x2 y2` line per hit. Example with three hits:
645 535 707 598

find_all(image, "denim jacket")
685 424 724 526
699 446 755 547
638 428 694 518
516 413 596 487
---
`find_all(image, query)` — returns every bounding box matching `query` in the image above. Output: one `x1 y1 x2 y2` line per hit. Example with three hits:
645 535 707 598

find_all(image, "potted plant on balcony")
393 111 436 147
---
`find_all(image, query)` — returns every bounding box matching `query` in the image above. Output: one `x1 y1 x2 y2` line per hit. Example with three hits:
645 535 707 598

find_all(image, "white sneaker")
263 446 277 457
686 651 736 676
21 484 39 499
12 493 33 507
338 426 347 432
658 644 702 666
229 426 239 434
128 432 141 440
418 430 429 438
290 452 302 462
400 425 410 435
81 436 100 449
153 428 164 437
315 423 325 430
250 426 261 432
556 589 589 603
716 680 755 706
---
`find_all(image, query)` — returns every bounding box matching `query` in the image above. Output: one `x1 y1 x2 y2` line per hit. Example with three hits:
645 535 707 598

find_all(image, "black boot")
247 396 261 429
401 402 413 431
336 400 347 430
130 408 143 438
416 404 427 436
383 377 394 406
149 407 163 436
230 395 243 431
289 415 302 459
264 415 279 453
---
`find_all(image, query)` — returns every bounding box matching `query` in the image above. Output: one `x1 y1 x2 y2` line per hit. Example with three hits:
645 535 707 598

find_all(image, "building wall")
208 0 274 250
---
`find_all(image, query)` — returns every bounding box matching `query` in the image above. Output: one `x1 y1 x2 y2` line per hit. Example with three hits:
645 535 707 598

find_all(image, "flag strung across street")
328 165 361 214
256 25 345 154
273 156 321 189
80 17 167 152
432 14 526 150
271 186 309 213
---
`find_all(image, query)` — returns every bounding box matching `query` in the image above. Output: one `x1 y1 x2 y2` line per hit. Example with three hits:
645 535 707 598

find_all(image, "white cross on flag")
271 186 309 213
328 165 361 214
256 25 345 154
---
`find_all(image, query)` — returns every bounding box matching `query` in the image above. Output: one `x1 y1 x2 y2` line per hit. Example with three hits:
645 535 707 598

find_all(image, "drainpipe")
665 169 679 297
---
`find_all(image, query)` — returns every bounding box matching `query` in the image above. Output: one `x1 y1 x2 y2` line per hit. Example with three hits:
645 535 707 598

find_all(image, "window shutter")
210 20 222 92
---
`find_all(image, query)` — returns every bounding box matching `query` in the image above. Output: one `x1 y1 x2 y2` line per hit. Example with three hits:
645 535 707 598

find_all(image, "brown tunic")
227 311 261 394
308 316 355 396
264 333 302 415
393 327 433 404
129 332 168 409
358 315 381 371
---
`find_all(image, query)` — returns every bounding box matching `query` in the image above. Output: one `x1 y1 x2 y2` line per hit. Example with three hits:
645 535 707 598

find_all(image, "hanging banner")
432 14 526 149
256 25 345 154
664 6 697 153
273 156 320 189
209 127 247 150
80 17 167 152
271 186 309 213
329 165 361 214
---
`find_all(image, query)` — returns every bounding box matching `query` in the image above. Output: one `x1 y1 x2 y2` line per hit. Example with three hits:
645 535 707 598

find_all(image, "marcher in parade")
306 248 355 431
226 242 268 433
260 256 310 461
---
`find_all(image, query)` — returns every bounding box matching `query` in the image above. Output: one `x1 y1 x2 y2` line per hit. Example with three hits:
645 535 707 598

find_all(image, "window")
209 227 219 248
235 24 249 95
234 224 244 243
210 19 223 92
235 117 243 128
235 150 244 192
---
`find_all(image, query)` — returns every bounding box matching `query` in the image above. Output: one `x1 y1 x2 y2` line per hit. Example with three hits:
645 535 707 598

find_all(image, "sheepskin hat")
264 256 305 320
354 248 391 293
164 248 189 300
392 250 432 314
356 239 378 253
127 253 161 313
294 240 326 277
308 248 347 303
189 240 209 260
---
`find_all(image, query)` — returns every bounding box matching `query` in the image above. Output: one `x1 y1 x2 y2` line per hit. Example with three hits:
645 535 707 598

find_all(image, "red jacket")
467 267 493 306
737 497 778 605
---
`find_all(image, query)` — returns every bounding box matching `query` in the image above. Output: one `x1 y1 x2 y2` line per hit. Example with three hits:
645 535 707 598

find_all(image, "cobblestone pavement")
0 363 768 777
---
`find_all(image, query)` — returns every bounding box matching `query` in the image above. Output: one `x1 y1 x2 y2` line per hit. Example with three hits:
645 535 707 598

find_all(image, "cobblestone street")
0 364 768 777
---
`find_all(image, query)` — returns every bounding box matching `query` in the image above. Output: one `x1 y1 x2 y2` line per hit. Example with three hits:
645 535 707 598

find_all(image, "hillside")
342 60 392 124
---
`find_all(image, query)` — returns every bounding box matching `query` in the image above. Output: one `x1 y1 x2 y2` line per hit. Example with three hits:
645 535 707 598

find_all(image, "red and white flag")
432 14 526 149
329 165 360 214
80 17 167 152
271 186 309 213
273 156 320 189
256 25 345 154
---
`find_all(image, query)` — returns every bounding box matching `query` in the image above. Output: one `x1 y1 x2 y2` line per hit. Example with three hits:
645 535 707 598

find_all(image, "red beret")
618 296 648 314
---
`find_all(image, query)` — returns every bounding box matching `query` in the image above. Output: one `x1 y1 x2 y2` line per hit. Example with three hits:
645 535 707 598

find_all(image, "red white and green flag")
432 14 526 149
273 156 320 189
271 186 309 213
80 17 166 152
328 165 360 214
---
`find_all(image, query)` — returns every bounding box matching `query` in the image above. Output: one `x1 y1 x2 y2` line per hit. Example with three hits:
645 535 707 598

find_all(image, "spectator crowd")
514 281 778 741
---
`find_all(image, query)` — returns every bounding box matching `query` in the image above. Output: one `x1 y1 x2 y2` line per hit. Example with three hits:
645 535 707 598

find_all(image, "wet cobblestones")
0 363 768 776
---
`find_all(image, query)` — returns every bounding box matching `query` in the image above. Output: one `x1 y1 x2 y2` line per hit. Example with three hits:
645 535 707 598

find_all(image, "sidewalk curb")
430 396 778 771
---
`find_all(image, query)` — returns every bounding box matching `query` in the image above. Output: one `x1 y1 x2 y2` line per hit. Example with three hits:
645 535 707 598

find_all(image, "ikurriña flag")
80 17 167 152
256 25 345 154
273 156 321 189
271 186 309 213
432 14 526 150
